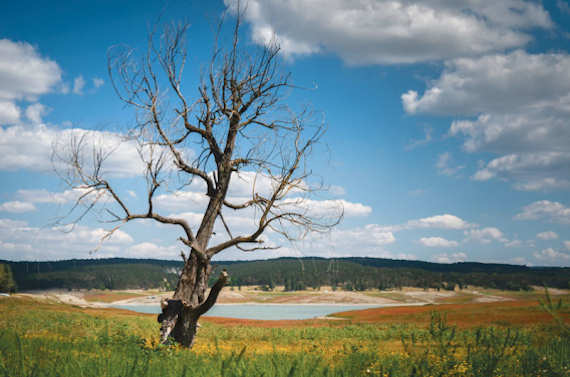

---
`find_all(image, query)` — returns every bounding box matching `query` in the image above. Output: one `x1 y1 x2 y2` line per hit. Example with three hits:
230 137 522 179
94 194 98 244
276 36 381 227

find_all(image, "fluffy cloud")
331 224 396 246
11 188 116 217
158 195 369 221
405 214 470 230
16 188 86 205
450 113 570 155
0 39 61 127
225 0 551 64
170 212 398 260
0 218 133 261
505 240 523 248
464 227 508 244
169 205 393 259
0 201 36 213
0 39 62 101
174 210 273 240
155 174 368 218
295 224 398 258
156 191 209 212
168 211 489 260
515 200 570 224
0 101 20 124
533 248 570 266
403 50 570 191
169 198 371 250
0 38 177 179
403 51 570 116
25 103 47 124
280 198 371 218
565 241 570 251
419 237 459 248
227 171 283 197
124 242 179 259
0 124 148 177
536 231 558 240
472 152 570 191
432 252 467 263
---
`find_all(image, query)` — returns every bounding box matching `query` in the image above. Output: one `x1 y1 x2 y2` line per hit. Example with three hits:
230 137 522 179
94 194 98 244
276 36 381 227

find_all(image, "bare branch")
195 270 229 316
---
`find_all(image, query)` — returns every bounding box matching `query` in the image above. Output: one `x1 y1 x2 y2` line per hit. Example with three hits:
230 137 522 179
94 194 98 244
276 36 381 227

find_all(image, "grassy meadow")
0 292 568 377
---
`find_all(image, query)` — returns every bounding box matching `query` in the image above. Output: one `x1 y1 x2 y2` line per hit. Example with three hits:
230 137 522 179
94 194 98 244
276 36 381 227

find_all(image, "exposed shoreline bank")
15 285 563 309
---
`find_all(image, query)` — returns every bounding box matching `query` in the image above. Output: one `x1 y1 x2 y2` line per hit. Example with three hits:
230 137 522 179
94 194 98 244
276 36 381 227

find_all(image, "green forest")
2 257 568 292
0 263 16 293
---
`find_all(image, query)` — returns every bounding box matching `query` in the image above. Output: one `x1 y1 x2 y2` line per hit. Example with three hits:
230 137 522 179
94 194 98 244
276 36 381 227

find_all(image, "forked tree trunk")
158 252 228 347
158 178 231 347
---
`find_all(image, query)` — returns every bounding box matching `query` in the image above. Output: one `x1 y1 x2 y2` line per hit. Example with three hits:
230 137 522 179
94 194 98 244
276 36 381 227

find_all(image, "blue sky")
0 0 569 266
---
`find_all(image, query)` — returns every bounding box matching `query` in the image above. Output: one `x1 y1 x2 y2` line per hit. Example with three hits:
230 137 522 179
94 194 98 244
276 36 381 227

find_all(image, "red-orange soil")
333 299 569 328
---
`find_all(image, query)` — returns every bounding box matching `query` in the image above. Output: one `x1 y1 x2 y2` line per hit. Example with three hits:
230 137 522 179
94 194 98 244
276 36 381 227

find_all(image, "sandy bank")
17 285 566 309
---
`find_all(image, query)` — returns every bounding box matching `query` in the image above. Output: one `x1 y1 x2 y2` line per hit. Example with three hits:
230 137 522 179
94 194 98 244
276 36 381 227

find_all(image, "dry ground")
17 285 568 308
10 285 568 330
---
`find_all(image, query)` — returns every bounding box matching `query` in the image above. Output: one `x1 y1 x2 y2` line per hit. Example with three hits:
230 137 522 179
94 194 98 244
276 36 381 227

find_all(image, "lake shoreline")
17 284 561 312
111 302 429 320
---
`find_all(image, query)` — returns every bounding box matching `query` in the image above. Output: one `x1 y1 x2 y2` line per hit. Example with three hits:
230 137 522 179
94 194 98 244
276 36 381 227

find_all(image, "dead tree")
54 15 340 348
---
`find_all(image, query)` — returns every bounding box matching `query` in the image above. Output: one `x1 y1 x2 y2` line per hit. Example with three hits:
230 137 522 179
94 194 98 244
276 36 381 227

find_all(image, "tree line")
215 257 569 291
2 257 568 292
0 263 17 293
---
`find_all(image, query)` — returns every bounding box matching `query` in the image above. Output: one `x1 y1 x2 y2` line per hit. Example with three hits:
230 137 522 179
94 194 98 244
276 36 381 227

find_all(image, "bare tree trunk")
158 252 228 347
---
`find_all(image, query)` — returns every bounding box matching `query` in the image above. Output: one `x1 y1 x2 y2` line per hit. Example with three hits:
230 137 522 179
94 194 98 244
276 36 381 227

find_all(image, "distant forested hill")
4 259 182 291
1 257 568 292
214 257 569 291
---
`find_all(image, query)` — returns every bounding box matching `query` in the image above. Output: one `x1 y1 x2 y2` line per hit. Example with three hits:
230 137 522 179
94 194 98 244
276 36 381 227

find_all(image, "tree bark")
158 252 229 347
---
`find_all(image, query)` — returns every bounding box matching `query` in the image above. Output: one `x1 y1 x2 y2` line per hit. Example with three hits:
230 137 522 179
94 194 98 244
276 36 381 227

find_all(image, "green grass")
0 296 568 376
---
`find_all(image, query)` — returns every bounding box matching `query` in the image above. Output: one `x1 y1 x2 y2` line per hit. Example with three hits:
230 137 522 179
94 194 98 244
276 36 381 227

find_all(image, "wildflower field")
0 294 568 376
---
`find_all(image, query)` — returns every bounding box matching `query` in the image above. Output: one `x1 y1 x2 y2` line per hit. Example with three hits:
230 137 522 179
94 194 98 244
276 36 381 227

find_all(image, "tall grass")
0 297 568 376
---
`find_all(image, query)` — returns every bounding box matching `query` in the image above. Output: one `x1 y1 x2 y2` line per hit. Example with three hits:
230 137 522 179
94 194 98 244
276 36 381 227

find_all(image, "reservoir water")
111 303 389 320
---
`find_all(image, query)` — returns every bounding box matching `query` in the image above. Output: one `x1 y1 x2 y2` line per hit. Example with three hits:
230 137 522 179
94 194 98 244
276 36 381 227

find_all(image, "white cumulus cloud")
0 39 61 127
515 200 570 224
0 124 152 177
533 248 570 266
0 101 20 124
419 237 459 248
0 39 62 101
536 231 558 240
406 214 471 230
124 242 179 259
16 188 88 205
432 252 467 263
225 0 551 64
0 218 134 261
25 103 47 124
403 50 570 191
464 227 508 244
0 201 36 213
